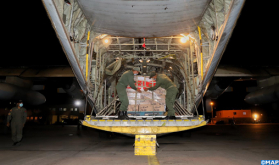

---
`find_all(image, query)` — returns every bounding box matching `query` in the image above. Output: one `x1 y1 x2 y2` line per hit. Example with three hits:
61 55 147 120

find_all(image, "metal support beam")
198 26 203 81
85 31 90 81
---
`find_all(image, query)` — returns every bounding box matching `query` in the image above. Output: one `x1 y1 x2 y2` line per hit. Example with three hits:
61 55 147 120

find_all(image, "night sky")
220 1 277 67
1 1 67 67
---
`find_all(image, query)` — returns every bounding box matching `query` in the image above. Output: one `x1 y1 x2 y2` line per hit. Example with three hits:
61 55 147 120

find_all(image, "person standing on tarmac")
144 71 178 119
116 67 141 119
7 100 27 146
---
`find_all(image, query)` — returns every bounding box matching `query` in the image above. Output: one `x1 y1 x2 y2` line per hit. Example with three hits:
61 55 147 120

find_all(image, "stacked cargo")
127 76 166 116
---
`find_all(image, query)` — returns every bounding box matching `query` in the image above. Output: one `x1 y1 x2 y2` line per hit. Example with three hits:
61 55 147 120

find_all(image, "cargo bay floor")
0 124 278 165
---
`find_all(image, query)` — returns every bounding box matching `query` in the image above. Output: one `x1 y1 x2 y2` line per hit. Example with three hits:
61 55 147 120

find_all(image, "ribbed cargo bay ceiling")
77 0 211 37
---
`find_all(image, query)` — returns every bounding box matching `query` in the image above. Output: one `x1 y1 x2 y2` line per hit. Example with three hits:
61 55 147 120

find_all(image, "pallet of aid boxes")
126 75 166 116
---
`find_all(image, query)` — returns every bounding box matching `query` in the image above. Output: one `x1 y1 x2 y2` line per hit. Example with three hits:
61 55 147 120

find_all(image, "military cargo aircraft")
41 0 246 148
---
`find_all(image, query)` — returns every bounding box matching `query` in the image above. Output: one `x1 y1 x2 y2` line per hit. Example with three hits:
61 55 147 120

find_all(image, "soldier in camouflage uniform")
7 100 27 145
116 67 141 119
145 71 178 119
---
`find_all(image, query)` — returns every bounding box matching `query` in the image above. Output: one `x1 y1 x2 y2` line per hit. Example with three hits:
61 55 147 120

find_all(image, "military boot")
123 111 129 119
122 111 130 120
118 111 125 120
118 111 130 120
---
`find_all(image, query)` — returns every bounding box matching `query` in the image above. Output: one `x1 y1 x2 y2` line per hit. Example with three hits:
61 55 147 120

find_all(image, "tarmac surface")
0 123 278 165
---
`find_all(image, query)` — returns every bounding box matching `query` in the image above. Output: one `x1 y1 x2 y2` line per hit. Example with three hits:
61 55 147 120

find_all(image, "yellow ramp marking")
148 156 160 165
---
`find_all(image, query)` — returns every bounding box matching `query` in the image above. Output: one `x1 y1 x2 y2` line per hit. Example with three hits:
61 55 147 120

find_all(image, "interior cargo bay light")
180 34 189 43
75 100 81 106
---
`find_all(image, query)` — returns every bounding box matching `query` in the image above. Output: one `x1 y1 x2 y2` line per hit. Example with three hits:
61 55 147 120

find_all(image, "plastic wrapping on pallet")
127 76 166 113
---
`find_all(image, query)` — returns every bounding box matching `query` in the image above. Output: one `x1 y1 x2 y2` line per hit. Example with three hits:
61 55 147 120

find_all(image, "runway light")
254 114 258 118
75 100 81 106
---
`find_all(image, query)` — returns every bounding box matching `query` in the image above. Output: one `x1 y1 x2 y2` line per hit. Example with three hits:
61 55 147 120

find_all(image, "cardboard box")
126 76 166 115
